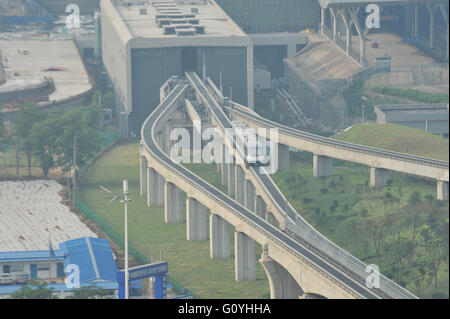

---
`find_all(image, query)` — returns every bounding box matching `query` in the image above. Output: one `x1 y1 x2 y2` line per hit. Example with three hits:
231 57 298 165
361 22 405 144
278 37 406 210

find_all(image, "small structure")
0 237 119 299
374 103 449 138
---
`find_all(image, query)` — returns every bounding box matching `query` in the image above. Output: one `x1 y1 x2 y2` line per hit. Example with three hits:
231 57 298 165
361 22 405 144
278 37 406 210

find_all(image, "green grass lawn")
79 143 269 299
272 153 449 298
333 123 449 161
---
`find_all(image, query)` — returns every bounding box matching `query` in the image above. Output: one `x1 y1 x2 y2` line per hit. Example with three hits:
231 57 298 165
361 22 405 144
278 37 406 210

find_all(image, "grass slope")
272 154 449 299
79 143 269 299
333 123 449 161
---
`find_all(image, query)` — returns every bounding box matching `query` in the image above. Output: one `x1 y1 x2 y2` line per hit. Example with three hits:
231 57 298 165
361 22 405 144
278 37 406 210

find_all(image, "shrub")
302 198 314 204
408 191 421 205
320 188 328 194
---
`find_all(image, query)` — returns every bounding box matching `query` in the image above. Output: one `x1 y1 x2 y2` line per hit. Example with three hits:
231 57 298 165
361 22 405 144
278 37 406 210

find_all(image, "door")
30 264 37 279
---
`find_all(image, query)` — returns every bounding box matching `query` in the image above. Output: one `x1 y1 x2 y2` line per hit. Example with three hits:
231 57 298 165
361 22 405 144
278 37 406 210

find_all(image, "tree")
65 285 112 299
9 280 57 299
408 191 421 205
30 113 60 177
13 102 42 176
53 107 101 172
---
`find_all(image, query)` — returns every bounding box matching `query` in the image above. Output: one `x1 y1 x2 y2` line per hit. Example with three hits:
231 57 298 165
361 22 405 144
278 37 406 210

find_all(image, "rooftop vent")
139 8 147 15
191 8 199 14
176 28 196 36
163 26 176 35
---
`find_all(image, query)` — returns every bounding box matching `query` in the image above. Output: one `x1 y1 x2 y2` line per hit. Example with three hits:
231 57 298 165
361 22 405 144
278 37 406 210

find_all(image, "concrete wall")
37 0 99 15
100 0 132 126
129 46 248 133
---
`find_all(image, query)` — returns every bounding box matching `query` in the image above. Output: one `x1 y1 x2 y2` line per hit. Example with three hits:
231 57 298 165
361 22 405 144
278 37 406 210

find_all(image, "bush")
408 191 421 205
320 188 328 194
302 198 314 204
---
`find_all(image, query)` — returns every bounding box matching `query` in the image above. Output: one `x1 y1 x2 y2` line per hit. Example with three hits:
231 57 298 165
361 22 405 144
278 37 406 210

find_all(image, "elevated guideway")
227 101 449 200
182 72 417 299
141 81 386 299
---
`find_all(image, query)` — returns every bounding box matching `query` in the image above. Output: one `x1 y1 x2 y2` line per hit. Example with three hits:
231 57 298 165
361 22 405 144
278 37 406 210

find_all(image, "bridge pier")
235 231 256 281
221 162 228 186
255 196 266 219
245 180 256 211
147 167 164 207
437 180 449 201
186 197 207 240
370 167 391 188
228 162 235 197
278 144 290 170
235 165 245 204
260 247 303 298
267 212 279 228
164 182 185 223
313 154 333 177
164 120 173 154
210 214 231 259
140 156 147 196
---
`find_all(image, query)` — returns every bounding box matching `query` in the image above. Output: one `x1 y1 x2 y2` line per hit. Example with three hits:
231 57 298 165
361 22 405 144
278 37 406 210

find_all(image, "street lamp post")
120 180 131 299
99 180 132 299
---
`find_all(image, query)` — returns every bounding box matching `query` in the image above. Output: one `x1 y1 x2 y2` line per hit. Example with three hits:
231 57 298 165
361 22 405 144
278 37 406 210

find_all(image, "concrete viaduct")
226 102 449 201
139 74 418 299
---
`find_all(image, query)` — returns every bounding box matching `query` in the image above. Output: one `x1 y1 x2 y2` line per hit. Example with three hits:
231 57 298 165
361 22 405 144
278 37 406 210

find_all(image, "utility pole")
121 179 131 299
72 135 76 207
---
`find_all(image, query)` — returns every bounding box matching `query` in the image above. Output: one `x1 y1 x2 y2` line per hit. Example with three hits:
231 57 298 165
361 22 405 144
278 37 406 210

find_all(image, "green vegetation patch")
372 87 449 104
272 154 449 298
333 123 449 161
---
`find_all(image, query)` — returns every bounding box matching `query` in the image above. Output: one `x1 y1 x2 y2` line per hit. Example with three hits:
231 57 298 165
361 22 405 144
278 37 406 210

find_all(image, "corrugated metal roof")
0 250 65 262
0 281 118 295
59 237 117 283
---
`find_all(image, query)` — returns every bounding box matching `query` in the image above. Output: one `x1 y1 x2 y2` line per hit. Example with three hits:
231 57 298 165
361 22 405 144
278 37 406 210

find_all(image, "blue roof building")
0 237 118 299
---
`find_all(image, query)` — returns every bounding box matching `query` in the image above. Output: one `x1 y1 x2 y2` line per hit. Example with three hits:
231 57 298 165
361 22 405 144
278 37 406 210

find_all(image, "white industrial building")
100 0 254 135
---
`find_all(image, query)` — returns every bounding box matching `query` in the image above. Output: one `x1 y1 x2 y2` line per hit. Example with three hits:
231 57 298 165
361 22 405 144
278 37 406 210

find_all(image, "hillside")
333 123 449 162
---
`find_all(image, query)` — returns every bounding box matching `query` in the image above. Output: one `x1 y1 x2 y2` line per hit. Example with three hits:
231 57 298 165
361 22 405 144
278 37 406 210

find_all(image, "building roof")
0 281 118 295
0 250 65 263
375 103 449 112
105 0 247 40
319 0 448 8
59 237 117 284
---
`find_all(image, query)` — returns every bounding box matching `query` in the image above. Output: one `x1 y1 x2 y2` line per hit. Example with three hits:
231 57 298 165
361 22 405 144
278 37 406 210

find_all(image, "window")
10 263 24 273
57 263 65 278
38 264 50 271
2 265 10 273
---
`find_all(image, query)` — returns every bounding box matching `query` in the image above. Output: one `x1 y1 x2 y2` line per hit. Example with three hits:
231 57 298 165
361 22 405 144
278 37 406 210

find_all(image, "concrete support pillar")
360 35 366 65
255 195 267 219
140 156 147 196
221 162 228 186
234 231 256 281
210 214 231 259
370 167 391 188
228 162 235 198
437 180 449 201
235 165 245 204
313 154 333 177
287 43 297 58
330 8 337 43
147 167 163 207
186 197 207 240
427 5 434 49
414 5 419 37
320 7 325 35
157 174 165 205
164 120 173 154
278 144 290 170
216 162 221 173
260 247 303 299
267 212 279 228
164 182 185 223
245 180 256 212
